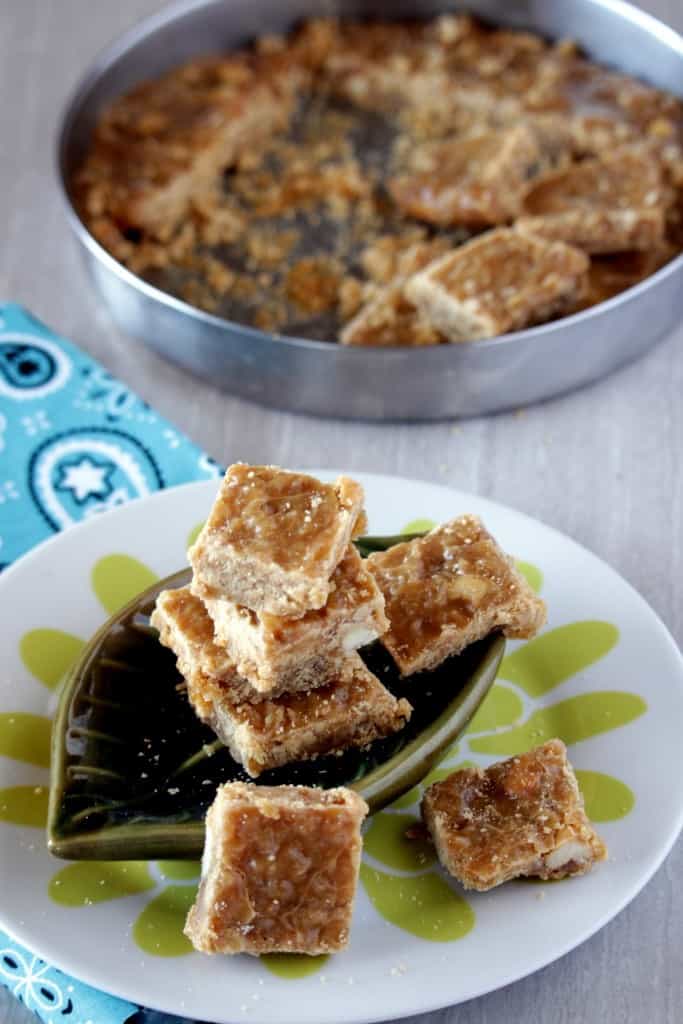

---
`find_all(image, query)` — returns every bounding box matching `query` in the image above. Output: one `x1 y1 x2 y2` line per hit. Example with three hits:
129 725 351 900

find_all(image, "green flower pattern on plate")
358 516 641 949
0 518 645 978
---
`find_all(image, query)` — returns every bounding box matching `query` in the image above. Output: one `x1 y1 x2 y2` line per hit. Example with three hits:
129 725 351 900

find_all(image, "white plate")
1 473 682 1024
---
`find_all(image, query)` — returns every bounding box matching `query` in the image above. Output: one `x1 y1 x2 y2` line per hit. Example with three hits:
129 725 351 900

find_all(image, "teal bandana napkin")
0 303 220 1023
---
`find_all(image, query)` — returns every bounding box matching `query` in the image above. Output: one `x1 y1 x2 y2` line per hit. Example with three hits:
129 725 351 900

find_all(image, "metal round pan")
57 0 683 420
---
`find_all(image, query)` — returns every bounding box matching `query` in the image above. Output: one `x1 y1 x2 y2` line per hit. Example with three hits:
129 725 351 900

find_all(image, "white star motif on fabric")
55 457 114 503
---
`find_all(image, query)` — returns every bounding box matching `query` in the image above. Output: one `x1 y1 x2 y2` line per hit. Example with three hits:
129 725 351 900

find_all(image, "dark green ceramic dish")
48 534 504 861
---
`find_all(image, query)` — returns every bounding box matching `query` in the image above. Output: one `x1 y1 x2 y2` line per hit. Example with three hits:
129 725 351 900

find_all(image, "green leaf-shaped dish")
48 535 504 860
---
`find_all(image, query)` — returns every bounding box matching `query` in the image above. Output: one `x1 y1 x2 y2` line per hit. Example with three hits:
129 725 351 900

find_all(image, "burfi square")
516 149 667 253
421 740 607 891
187 654 412 777
152 586 326 702
196 545 388 692
405 228 588 341
152 586 244 689
366 514 546 675
185 783 368 954
388 123 556 227
189 465 365 616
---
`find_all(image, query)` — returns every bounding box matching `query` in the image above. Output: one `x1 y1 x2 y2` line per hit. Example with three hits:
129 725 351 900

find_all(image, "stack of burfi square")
152 464 411 776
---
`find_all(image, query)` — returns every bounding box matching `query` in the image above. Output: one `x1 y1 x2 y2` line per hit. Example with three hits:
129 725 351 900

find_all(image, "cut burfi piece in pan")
152 586 326 702
421 740 607 891
340 239 451 347
366 514 546 675
188 465 365 616
404 228 588 342
75 52 306 238
196 545 388 692
190 654 412 777
388 123 566 227
185 782 368 954
516 149 668 253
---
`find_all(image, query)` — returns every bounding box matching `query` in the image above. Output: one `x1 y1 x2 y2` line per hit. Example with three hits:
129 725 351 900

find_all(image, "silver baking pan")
56 0 683 420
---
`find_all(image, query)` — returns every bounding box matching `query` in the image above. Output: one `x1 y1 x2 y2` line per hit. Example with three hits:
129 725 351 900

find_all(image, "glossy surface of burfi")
389 123 565 227
189 465 364 615
517 149 667 253
405 229 588 341
367 514 546 674
422 739 607 890
185 783 368 954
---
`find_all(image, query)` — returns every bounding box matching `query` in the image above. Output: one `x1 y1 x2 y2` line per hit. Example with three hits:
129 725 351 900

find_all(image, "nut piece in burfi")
341 239 450 347
366 514 546 675
388 123 566 227
189 465 365 616
185 783 368 954
196 545 388 692
421 740 607 891
516 149 667 253
190 654 412 777
405 228 589 341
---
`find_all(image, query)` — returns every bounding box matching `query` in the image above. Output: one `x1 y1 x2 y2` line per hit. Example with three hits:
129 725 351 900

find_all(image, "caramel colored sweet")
76 14 683 341
367 514 546 675
189 465 365 616
197 544 388 691
152 586 232 678
389 123 565 227
187 653 412 777
152 586 339 701
185 783 368 954
517 149 668 253
405 229 589 342
421 740 607 891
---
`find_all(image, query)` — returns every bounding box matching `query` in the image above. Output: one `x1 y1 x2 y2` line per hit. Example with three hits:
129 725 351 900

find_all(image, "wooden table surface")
1 1 682 1021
